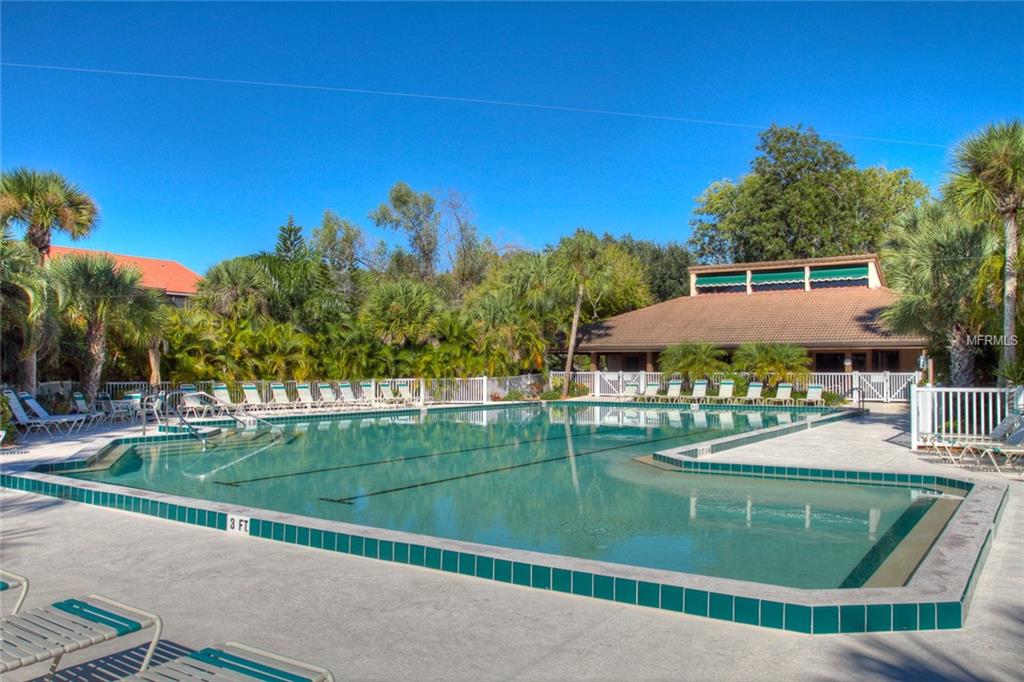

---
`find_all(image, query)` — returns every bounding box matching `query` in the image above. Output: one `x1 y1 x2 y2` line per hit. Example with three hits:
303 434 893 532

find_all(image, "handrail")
188 391 282 431
840 386 866 411
162 391 210 450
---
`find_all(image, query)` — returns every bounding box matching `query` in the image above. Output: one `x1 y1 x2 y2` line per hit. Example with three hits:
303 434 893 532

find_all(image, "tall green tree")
606 235 691 301
882 203 996 386
688 125 927 263
312 209 364 311
0 168 100 392
49 253 162 400
370 182 441 277
944 120 1024 374
0 228 50 387
552 229 651 396
359 279 444 347
275 215 306 259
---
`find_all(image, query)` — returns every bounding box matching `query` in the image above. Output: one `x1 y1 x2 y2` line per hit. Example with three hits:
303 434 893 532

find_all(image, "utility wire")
1 62 948 149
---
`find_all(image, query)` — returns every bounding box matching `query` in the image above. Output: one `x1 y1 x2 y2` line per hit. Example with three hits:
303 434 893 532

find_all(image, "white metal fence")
910 385 1021 450
549 370 920 403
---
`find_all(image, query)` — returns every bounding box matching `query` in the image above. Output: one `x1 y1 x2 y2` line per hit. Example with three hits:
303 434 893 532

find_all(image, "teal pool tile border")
1 462 1003 636
650 455 971 496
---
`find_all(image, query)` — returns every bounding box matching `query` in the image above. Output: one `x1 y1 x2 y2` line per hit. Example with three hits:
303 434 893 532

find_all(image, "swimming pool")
68 403 931 589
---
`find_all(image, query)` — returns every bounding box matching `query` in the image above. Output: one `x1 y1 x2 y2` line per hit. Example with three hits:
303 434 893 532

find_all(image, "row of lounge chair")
3 389 147 436
925 412 1024 474
630 380 825 406
0 569 333 681
182 381 421 418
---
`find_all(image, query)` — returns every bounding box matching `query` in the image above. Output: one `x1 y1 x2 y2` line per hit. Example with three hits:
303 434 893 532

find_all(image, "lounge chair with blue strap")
688 380 708 404
124 641 334 682
0 594 162 679
0 570 28 615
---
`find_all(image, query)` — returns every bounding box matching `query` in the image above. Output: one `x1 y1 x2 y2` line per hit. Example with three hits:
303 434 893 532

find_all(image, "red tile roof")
577 287 927 351
48 246 202 296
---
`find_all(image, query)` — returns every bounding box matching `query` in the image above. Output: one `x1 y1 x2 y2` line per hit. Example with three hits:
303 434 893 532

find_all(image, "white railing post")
482 375 488 403
910 385 919 450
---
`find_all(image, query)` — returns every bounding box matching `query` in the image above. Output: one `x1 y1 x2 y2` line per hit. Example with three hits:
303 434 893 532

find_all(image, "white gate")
858 373 887 401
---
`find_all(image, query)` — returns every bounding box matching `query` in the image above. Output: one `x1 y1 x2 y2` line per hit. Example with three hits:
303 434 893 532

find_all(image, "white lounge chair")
688 380 709 404
211 383 241 411
124 641 334 682
3 390 74 435
661 379 683 403
378 383 404 405
797 384 825 406
0 569 29 615
19 391 87 432
338 382 369 407
316 383 346 409
242 383 274 413
72 392 105 428
295 383 329 412
0 594 162 678
707 380 735 404
396 381 416 404
764 383 794 405
621 382 639 400
735 382 764 405
269 383 297 412
639 380 661 403
359 381 382 406
181 392 211 418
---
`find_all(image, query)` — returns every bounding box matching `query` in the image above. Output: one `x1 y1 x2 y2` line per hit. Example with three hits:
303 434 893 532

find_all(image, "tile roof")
48 245 202 296
577 287 927 351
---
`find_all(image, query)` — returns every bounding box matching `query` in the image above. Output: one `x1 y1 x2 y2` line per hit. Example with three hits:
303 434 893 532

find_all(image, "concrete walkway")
1 412 1021 681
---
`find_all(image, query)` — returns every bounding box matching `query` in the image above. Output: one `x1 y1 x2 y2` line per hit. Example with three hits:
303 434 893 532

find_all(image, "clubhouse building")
577 254 927 373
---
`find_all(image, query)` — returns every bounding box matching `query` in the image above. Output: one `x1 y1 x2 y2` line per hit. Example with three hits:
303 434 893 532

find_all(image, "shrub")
0 395 16 445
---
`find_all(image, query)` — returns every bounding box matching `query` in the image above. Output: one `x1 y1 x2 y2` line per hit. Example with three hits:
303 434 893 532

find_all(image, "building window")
814 353 846 372
872 350 901 371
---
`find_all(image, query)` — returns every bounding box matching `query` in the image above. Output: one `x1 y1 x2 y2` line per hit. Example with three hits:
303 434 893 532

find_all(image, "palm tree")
359 280 443 347
1 169 99 391
882 202 996 386
0 228 49 387
196 256 275 319
944 120 1024 374
731 342 811 384
0 168 99 259
658 342 729 385
49 253 160 400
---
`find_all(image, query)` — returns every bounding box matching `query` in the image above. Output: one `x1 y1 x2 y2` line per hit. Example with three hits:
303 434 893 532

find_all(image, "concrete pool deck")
1 410 1021 681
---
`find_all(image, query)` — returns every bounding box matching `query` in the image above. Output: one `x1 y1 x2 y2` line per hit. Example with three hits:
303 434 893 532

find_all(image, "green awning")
809 265 869 282
751 269 804 285
695 273 746 287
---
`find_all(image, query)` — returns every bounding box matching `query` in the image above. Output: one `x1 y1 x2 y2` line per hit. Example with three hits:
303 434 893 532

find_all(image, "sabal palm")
882 202 995 386
360 280 443 347
944 120 1024 372
50 253 160 400
658 342 728 384
0 168 99 259
197 256 275 319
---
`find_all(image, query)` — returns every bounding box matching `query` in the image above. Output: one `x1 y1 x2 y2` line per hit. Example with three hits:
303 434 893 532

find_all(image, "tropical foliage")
881 202 997 386
944 120 1024 373
730 342 812 382
688 125 927 263
658 343 729 385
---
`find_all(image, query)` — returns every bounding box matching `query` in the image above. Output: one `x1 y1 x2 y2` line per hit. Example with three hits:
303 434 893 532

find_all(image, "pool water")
72 404 930 588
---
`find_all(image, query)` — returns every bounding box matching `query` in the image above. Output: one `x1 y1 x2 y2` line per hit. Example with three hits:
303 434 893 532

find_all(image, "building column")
645 351 655 372
589 352 598 370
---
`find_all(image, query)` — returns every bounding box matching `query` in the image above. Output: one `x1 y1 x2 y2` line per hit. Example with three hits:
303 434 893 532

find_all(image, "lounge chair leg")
140 616 163 671
45 653 64 681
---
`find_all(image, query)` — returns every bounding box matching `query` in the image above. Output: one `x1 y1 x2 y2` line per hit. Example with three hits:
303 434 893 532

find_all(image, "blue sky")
3 2 1022 274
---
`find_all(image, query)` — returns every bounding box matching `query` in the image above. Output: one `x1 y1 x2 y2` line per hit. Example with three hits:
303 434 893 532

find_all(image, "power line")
1 61 948 149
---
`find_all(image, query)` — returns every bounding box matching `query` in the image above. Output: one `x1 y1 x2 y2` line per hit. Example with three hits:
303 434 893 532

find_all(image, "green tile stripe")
0 473 227 531
651 456 971 494
0 461 993 635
